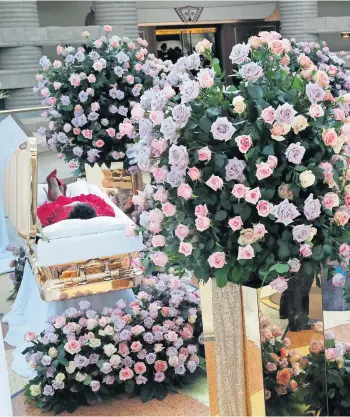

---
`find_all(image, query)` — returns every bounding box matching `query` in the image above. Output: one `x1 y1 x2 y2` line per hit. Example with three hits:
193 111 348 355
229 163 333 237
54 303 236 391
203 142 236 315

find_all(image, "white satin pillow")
42 216 126 240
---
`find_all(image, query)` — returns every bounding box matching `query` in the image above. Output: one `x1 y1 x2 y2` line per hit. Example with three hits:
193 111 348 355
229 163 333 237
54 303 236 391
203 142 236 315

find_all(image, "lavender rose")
74 354 89 369
140 89 153 110
304 193 321 220
146 352 157 364
184 53 201 70
275 103 297 125
139 118 153 141
172 104 192 128
166 169 184 188
229 43 250 64
169 144 189 173
90 380 101 392
43 385 55 396
225 157 247 181
292 225 313 242
285 142 306 164
306 82 325 103
151 91 167 111
210 117 236 141
239 62 263 82
272 199 301 226
180 80 200 103
160 117 177 143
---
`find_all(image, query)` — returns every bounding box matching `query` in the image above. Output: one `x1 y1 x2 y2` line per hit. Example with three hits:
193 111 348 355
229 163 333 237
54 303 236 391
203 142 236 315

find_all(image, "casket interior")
2 114 143 301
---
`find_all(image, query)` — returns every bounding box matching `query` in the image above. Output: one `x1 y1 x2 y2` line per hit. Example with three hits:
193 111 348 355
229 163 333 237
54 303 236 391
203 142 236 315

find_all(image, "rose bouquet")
23 274 203 414
7 246 26 300
128 31 350 289
35 26 172 175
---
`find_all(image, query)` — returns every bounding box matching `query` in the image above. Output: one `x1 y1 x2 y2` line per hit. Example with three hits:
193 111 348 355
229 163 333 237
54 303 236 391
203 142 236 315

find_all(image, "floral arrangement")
0 83 9 99
23 274 203 414
287 38 350 97
127 31 350 289
35 26 172 175
7 246 26 300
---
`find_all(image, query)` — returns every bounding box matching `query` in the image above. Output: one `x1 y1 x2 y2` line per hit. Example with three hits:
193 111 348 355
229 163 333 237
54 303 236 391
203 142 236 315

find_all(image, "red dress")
37 194 115 227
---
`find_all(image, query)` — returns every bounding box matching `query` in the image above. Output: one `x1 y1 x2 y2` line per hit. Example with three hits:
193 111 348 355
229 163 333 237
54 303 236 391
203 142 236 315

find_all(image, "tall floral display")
128 32 350 292
35 27 172 175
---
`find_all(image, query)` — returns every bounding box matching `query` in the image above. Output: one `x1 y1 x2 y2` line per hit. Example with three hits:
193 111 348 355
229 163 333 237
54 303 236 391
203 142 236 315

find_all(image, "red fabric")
37 194 115 227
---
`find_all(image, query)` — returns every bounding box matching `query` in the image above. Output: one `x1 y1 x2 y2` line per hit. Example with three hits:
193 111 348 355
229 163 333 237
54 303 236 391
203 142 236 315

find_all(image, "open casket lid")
1 114 37 240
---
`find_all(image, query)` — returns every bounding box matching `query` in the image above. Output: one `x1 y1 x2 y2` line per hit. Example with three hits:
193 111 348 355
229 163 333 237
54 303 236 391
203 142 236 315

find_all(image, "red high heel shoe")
45 170 67 201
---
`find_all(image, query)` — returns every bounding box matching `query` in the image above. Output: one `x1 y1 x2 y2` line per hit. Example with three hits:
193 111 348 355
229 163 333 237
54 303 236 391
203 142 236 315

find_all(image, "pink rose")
232 184 248 199
245 187 261 204
237 245 255 260
134 362 147 375
151 235 166 247
154 188 168 203
162 202 176 217
104 25 112 32
269 39 285 55
131 106 145 121
228 216 243 231
94 39 103 48
197 69 215 88
95 139 105 148
175 224 190 241
91 102 99 111
195 204 208 217
106 128 116 137
82 129 93 140
88 74 96 83
235 135 252 154
56 45 64 55
188 167 201 181
54 316 66 329
24 331 36 342
150 110 164 126
208 252 226 269
334 108 346 121
267 155 278 168
119 367 134 381
151 139 168 156
153 166 168 183
298 54 313 69
334 210 349 226
322 192 339 209
198 146 211 161
195 216 210 232
151 252 169 267
69 74 81 87
288 258 301 273
177 184 193 200
322 129 338 147
125 225 137 237
261 106 276 124
339 243 350 259
155 360 168 372
48 97 57 105
256 162 273 180
119 343 130 356
332 273 346 287
127 75 134 84
64 339 81 355
179 242 193 257
161 307 169 317
119 122 134 138
257 200 272 217
253 224 267 239
206 175 223 191
270 277 288 293
135 63 142 71
73 127 81 135
300 243 313 258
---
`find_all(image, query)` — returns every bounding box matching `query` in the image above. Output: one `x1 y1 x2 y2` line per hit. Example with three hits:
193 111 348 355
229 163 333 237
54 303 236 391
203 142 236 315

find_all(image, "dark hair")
68 203 97 220
161 43 167 51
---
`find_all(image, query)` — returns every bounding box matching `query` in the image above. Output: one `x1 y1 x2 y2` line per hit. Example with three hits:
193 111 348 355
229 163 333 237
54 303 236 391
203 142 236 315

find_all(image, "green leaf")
247 84 264 99
275 264 290 274
292 76 304 91
206 107 221 120
294 165 306 172
215 265 229 288
213 58 222 76
140 384 154 403
83 375 92 386
312 245 324 261
230 265 243 283
214 153 226 169
199 116 212 133
214 210 227 221
278 244 291 261
262 145 274 156
125 379 135 394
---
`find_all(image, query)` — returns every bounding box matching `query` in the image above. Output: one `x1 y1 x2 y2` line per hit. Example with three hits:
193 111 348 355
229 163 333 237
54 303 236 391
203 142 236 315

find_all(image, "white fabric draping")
3 262 136 378
0 320 13 416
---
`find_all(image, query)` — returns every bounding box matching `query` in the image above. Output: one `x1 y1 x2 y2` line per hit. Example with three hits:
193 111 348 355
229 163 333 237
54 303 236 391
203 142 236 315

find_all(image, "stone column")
279 1 319 42
0 1 42 109
93 1 139 39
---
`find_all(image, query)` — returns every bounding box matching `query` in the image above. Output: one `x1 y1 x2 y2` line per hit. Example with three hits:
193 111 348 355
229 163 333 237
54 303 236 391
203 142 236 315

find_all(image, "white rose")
87 318 98 330
109 354 122 368
168 356 179 367
65 361 76 374
188 315 197 324
103 343 117 357
55 373 65 382
300 170 316 188
48 347 58 358
30 384 41 396
104 325 114 336
98 330 106 337
75 372 87 382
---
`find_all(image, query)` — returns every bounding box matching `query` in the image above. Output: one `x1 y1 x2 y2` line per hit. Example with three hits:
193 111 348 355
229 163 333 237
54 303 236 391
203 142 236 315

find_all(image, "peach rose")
322 128 338 147
232 95 246 114
238 228 256 245
309 339 323 355
269 39 284 55
208 252 226 268
334 210 349 226
276 368 291 385
314 70 329 87
298 54 313 69
290 380 298 391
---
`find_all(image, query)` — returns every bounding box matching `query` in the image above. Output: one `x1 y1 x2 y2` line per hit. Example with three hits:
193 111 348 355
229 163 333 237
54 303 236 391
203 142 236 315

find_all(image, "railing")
0 106 49 122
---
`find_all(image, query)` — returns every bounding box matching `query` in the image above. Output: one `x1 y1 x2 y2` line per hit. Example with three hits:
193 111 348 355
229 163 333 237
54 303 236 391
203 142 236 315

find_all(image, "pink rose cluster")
24 274 203 409
35 26 173 174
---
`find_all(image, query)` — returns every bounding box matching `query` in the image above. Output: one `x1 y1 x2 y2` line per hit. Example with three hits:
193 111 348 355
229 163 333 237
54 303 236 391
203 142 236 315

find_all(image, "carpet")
12 392 210 416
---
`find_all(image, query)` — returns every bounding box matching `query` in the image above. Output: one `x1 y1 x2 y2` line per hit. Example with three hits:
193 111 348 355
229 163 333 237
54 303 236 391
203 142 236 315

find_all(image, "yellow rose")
55 372 65 382
30 384 41 397
48 347 58 358
300 170 316 188
188 315 197 324
278 183 293 200
75 372 87 382
65 361 76 374
89 338 102 348
232 95 246 114
238 228 256 246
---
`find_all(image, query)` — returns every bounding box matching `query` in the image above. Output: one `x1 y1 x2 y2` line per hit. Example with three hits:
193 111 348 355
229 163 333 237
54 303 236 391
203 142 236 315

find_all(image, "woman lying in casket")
37 170 115 227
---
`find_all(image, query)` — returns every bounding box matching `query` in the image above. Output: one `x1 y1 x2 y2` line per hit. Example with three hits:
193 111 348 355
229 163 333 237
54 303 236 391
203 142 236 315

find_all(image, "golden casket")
1 114 144 302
